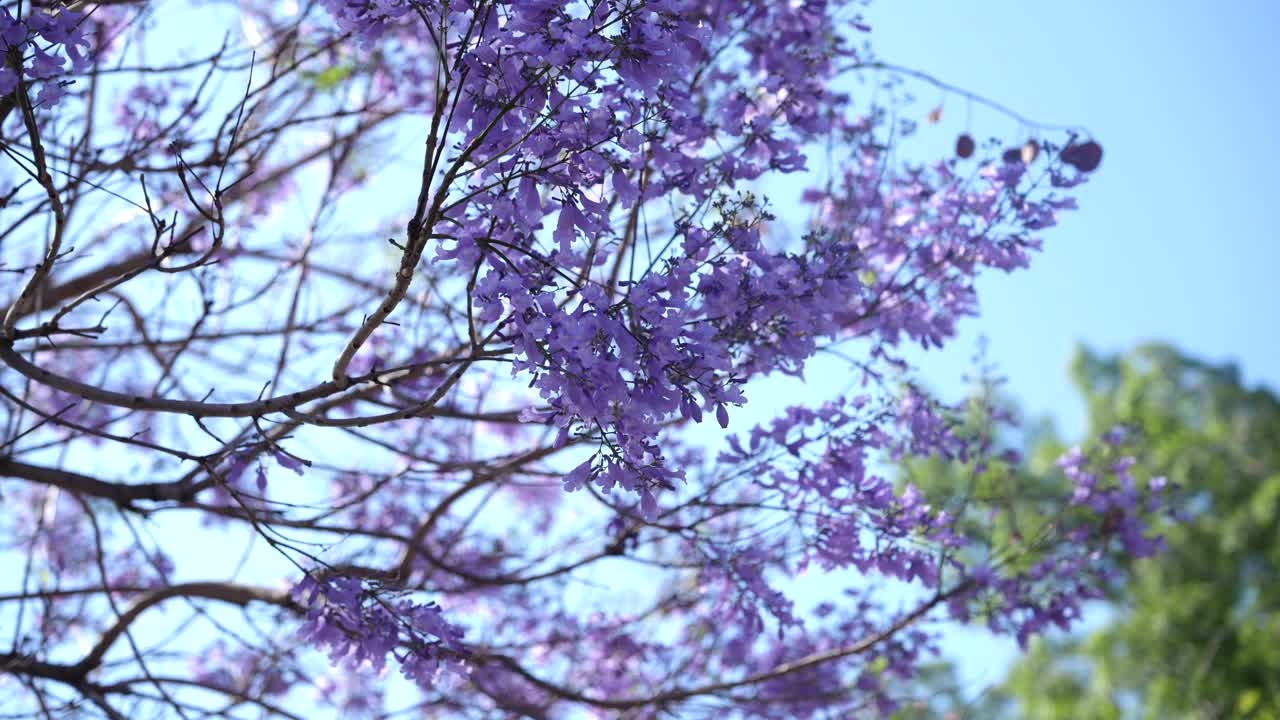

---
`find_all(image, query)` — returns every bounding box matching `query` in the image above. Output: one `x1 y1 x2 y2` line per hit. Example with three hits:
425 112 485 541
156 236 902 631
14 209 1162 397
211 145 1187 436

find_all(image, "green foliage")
901 343 1280 719
302 64 354 91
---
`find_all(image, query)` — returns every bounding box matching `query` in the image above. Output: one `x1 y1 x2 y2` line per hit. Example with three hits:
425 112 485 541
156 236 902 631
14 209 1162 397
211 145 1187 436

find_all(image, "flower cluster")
941 437 1173 649
291 574 468 684
0 6 91 107
1059 444 1170 558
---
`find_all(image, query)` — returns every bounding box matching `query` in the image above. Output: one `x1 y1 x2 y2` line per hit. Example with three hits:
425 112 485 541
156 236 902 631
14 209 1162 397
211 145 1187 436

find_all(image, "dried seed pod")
955 133 975 158
1062 140 1103 172
1002 147 1022 164
1020 140 1040 164
1073 141 1103 172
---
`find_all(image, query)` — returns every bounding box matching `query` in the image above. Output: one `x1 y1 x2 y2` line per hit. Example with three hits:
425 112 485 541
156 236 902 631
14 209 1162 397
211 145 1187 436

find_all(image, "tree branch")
0 457 205 507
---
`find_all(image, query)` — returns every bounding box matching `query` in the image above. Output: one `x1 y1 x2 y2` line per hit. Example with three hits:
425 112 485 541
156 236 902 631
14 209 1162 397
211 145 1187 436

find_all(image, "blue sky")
829 0 1280 696
859 0 1280 438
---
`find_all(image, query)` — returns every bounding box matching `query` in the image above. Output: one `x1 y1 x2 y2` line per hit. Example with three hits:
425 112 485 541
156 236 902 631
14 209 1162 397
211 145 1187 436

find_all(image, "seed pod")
955 133 975 159
1062 140 1103 172
1020 140 1040 164
1073 141 1103 172
1002 147 1022 164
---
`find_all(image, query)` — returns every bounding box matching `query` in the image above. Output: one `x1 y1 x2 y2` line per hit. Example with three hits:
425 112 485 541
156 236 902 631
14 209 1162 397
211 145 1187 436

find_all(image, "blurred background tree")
894 343 1280 720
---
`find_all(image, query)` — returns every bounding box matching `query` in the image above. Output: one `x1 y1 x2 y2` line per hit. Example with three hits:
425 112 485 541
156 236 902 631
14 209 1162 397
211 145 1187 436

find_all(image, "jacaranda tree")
0 1 1164 717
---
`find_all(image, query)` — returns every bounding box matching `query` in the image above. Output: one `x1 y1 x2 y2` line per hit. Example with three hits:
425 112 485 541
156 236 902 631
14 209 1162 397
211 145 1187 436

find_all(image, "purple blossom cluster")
316 0 418 44
702 392 1175 670
938 438 1172 649
1059 444 1170 558
292 574 469 684
718 391 965 585
303 0 1083 519
750 606 936 719
0 6 91 107
676 581 941 718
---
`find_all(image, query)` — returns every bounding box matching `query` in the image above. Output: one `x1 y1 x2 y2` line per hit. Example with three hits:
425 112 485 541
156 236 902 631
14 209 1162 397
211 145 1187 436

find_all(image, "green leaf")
305 65 353 91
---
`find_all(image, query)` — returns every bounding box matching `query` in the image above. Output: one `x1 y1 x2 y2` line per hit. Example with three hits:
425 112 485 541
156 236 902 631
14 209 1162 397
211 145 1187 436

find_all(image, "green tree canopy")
898 343 1280 719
